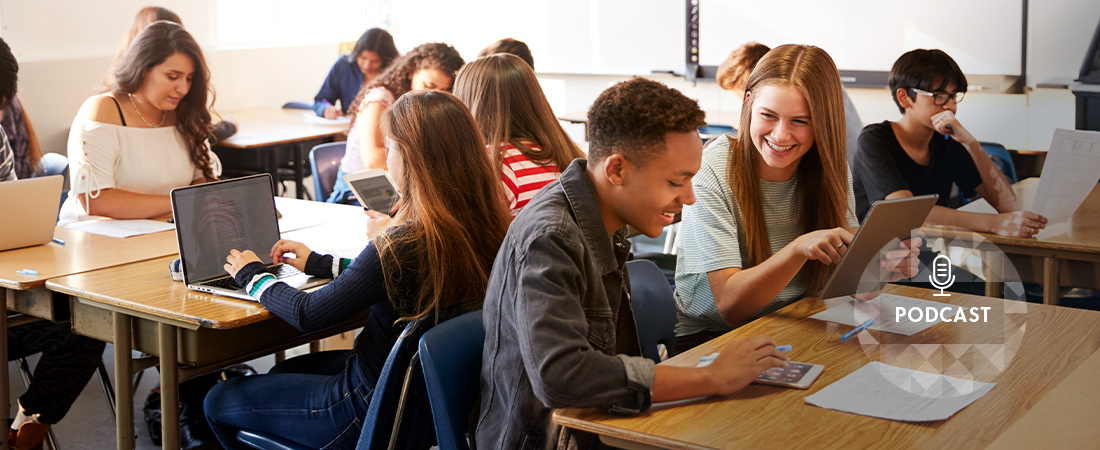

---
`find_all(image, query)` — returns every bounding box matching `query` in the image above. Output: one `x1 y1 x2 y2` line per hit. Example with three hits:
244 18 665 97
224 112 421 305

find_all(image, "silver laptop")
818 194 938 300
170 174 329 300
0 175 62 251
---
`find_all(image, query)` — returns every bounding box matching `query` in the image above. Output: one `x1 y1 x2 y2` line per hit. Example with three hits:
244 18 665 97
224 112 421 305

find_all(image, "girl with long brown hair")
61 21 219 223
453 53 584 215
208 90 509 449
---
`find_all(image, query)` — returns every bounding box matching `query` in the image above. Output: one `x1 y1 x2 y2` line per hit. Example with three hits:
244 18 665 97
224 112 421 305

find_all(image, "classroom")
1 0 1100 448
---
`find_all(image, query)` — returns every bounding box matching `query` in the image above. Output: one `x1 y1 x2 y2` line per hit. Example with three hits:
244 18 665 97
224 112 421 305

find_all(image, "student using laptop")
0 37 107 450
673 45 919 352
205 91 509 449
453 53 584 216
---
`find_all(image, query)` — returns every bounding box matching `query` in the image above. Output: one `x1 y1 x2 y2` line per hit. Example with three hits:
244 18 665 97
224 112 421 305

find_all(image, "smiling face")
612 131 702 238
356 50 383 77
136 51 194 111
748 84 815 182
409 68 453 92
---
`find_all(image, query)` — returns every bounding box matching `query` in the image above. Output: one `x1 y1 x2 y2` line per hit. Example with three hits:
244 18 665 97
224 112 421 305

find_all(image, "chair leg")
96 361 116 422
15 358 60 450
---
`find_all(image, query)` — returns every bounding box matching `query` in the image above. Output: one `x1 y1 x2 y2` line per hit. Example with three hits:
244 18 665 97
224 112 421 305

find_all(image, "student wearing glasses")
852 49 1046 237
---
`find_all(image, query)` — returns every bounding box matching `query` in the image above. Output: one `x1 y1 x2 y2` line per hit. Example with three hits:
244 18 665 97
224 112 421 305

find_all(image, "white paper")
1031 129 1100 224
67 218 174 238
274 197 365 233
300 112 351 126
805 361 996 421
810 294 964 336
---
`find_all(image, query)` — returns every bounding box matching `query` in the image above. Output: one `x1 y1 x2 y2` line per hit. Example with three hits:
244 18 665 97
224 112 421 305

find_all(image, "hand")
323 106 342 120
705 336 789 396
224 249 262 278
991 211 1048 238
270 239 312 272
930 110 975 146
795 228 855 265
364 209 394 241
226 117 240 129
880 237 922 282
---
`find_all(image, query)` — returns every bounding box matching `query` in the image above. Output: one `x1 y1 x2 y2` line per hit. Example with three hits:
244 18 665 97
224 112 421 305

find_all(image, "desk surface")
217 107 348 149
553 285 1100 449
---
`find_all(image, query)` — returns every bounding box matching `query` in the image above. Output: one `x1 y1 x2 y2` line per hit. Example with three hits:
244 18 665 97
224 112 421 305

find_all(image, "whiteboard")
699 0 1024 76
387 0 684 75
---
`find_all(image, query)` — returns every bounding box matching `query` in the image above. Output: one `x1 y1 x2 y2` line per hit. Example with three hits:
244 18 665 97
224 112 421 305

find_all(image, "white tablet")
343 169 400 213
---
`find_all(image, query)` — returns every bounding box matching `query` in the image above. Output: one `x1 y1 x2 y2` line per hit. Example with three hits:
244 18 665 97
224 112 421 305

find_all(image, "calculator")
753 362 825 389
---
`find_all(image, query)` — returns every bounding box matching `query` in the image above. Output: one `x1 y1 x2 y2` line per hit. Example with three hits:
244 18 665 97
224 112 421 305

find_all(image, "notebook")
0 175 62 251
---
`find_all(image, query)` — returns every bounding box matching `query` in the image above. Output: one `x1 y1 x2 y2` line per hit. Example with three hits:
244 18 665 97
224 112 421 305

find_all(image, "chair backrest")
309 142 347 202
626 259 678 363
979 141 1018 184
282 101 314 110
698 124 736 143
417 310 484 450
356 316 432 450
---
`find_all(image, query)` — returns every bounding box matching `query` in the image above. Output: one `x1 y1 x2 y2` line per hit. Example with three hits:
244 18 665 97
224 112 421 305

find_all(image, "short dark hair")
478 38 534 70
0 38 18 110
351 28 400 69
587 78 705 166
888 49 968 113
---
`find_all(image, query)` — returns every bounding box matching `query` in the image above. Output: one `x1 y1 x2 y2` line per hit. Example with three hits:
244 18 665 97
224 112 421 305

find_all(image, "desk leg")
112 312 134 450
158 323 179 450
984 252 1004 299
1044 257 1061 305
294 143 306 199
2 288 10 450
268 145 281 197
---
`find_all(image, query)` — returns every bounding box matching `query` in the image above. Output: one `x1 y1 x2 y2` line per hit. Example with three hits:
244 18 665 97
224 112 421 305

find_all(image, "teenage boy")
852 49 1046 237
477 78 790 448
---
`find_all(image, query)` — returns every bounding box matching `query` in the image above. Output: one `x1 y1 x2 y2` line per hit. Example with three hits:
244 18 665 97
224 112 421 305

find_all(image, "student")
674 45 918 352
478 37 534 69
313 28 400 119
453 53 583 215
60 21 220 223
327 42 464 204
206 91 509 449
0 96 42 179
852 49 1046 236
478 78 791 448
717 41 864 167
0 36 107 450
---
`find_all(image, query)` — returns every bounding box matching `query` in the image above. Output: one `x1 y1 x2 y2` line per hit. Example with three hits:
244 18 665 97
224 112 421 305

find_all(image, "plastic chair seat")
236 429 311 450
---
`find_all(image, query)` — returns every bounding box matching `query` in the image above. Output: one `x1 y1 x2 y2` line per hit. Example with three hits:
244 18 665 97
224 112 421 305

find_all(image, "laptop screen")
171 175 281 283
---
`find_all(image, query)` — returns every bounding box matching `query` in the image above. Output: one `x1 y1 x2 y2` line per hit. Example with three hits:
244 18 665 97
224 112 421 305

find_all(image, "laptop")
817 194 938 300
170 174 329 300
0 175 63 251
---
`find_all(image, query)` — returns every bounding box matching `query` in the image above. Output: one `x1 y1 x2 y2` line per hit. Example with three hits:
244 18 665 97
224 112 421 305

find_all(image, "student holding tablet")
313 28 400 119
674 45 919 352
453 53 584 215
206 91 509 449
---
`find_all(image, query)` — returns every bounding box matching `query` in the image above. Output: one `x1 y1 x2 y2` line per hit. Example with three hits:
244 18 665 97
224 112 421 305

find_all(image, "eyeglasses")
909 88 965 106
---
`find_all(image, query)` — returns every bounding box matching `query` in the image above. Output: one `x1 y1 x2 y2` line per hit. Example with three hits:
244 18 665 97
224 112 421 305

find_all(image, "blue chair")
309 142 346 202
698 124 736 143
282 101 314 110
626 260 678 363
979 141 1018 184
417 310 483 450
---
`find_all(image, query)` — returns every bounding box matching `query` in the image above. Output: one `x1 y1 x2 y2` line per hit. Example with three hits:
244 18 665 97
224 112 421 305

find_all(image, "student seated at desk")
478 78 791 448
60 21 221 223
1 95 42 179
327 42 464 204
313 28 400 119
478 37 534 69
0 37 107 450
673 45 919 352
206 91 509 449
453 53 583 216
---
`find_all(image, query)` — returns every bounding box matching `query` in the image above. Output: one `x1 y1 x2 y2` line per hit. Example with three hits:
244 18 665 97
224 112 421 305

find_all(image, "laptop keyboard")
201 264 304 290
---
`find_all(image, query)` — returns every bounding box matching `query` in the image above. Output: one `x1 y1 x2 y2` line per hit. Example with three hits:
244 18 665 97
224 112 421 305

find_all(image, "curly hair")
348 42 464 123
586 77 705 166
716 41 770 94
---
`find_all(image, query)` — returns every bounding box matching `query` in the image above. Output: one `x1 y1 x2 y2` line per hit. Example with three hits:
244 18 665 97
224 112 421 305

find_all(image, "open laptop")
0 175 63 251
170 173 329 300
817 194 938 300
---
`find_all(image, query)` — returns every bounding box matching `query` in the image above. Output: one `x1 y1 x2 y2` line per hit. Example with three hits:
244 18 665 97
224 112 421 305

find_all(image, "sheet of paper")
300 112 351 126
804 361 996 421
1031 128 1100 224
67 218 174 238
274 197 365 233
810 293 963 336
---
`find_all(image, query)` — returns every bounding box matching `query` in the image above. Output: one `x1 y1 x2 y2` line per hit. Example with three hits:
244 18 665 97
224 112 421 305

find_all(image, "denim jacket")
477 159 656 449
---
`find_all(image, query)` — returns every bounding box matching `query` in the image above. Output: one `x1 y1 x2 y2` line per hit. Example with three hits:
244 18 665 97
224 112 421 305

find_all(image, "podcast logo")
929 254 955 296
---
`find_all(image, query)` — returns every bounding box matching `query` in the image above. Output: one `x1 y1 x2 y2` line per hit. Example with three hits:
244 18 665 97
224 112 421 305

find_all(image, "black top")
852 121 982 222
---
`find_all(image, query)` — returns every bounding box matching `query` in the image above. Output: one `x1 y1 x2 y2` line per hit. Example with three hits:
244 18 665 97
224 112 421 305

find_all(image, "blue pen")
944 124 952 140
16 269 38 275
52 237 65 246
841 318 875 342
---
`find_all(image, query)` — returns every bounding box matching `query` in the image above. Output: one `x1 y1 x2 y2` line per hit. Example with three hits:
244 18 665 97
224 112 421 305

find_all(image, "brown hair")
453 54 582 176
16 96 42 172
477 38 534 70
114 7 182 69
716 41 770 94
728 44 850 295
378 91 509 321
112 21 216 181
351 28 400 70
348 42 464 123
587 77 705 166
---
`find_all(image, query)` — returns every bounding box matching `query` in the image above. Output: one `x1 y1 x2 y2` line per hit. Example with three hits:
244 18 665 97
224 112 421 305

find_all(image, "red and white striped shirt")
497 143 562 216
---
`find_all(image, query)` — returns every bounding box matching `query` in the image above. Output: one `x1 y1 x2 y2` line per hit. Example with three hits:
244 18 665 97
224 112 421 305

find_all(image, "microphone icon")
929 254 955 296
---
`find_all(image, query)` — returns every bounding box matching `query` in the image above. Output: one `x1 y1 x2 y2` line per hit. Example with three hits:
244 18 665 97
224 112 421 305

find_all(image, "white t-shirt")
339 86 396 173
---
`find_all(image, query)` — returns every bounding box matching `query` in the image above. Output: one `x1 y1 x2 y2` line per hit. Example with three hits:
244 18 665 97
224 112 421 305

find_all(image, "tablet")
343 169 400 213
817 195 938 300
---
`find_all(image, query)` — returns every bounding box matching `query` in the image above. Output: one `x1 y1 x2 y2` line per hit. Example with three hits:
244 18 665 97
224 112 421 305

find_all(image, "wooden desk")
923 177 1100 304
554 285 1100 448
214 108 348 199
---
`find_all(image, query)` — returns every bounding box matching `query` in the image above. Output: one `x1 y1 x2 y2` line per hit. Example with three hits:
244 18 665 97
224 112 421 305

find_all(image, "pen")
841 318 875 342
700 345 792 363
16 269 38 275
51 238 65 246
944 124 952 140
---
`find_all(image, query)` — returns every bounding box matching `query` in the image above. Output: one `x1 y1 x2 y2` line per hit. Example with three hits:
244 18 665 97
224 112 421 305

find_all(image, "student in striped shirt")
453 53 585 216
674 45 920 352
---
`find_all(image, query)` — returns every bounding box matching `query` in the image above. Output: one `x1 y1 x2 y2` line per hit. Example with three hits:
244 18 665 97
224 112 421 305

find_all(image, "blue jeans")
326 166 361 205
204 351 371 450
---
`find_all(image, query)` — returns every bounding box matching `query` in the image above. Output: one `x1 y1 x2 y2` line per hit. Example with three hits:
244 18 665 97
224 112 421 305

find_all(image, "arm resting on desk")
77 189 172 219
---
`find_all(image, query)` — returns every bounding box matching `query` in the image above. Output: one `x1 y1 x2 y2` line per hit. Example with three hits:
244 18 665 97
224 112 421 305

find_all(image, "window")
215 0 374 49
